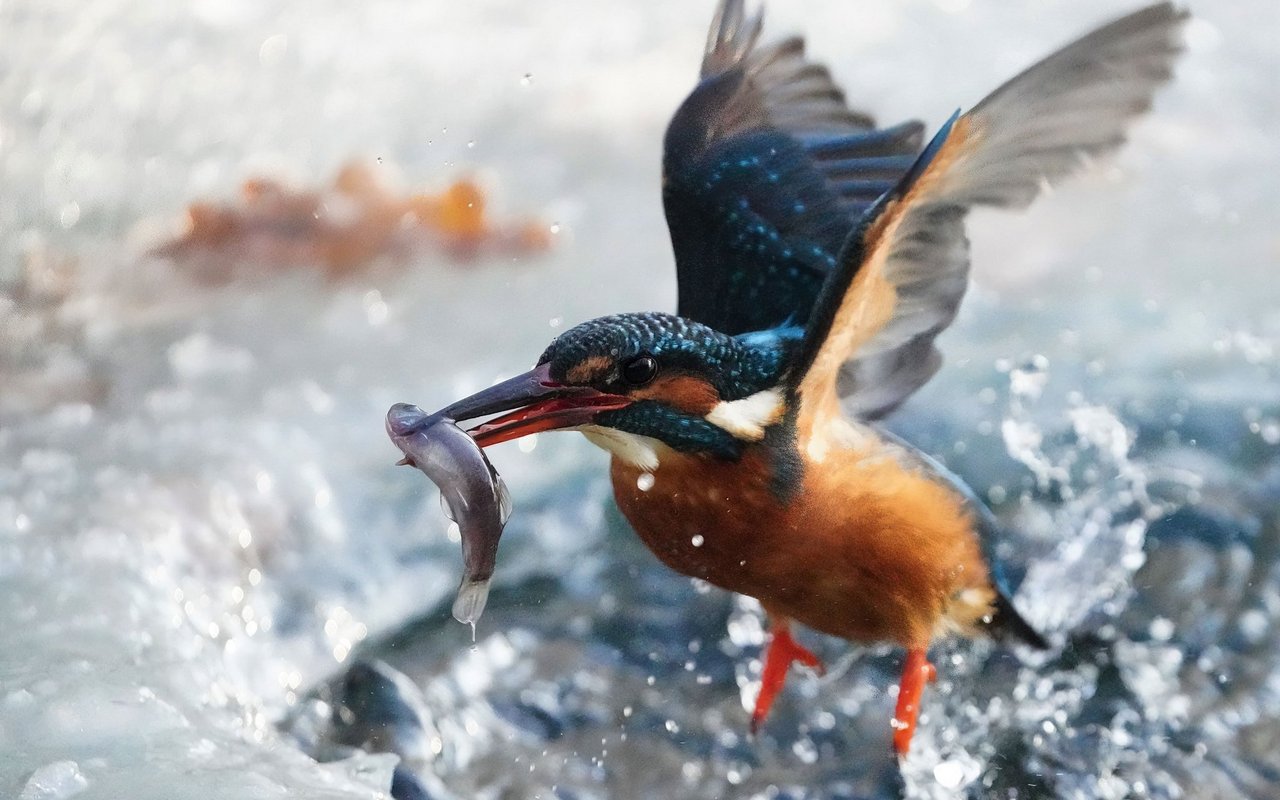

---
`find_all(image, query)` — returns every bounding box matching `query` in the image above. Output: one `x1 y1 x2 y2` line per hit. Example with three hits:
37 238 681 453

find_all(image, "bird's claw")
750 625 824 734
891 648 936 756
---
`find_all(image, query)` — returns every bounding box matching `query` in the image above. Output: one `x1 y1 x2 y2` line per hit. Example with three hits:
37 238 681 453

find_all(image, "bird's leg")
891 647 937 755
750 617 824 734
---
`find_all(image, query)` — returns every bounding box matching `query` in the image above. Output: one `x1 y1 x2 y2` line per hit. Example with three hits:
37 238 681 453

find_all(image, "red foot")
750 623 824 734
891 647 937 756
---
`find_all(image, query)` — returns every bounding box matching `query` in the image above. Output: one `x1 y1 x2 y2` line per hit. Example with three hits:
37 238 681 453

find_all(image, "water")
2 0 1277 798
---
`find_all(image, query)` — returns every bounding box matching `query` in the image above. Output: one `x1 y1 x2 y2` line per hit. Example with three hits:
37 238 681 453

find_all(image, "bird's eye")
620 355 658 387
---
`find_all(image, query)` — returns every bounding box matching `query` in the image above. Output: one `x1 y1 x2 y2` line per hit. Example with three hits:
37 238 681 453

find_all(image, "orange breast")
610 439 993 648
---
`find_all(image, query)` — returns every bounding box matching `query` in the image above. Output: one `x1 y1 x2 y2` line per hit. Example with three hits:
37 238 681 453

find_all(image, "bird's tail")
988 591 1050 650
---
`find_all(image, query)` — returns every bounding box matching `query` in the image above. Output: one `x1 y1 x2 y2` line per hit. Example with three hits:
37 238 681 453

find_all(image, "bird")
428 0 1186 756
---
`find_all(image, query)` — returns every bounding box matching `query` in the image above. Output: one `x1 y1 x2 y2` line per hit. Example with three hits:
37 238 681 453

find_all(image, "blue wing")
663 0 923 336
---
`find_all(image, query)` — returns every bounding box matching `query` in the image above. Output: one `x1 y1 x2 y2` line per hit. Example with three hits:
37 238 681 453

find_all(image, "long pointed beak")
436 363 630 447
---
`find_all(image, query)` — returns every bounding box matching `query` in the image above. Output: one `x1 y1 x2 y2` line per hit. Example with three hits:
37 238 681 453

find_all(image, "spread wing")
794 2 1188 422
664 0 924 336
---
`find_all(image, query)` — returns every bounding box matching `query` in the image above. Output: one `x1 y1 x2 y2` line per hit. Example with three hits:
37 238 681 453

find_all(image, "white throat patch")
580 426 666 471
704 388 784 441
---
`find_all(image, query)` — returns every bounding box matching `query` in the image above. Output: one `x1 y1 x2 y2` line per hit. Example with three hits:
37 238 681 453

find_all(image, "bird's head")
440 312 800 469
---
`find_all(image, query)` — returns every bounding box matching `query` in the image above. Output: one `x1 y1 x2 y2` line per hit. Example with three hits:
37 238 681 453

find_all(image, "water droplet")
637 473 655 492
258 33 288 66
549 222 561 234
1148 617 1175 641
1010 355 1050 400
1184 17 1223 52
363 289 388 326
467 140 476 148
1239 608 1267 642
59 202 80 229
520 73 533 86
1260 419 1280 445
791 737 818 764
933 759 968 789
691 534 704 547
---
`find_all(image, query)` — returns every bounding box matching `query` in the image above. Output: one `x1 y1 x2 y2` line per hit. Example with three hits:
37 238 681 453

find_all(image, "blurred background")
1 0 1277 798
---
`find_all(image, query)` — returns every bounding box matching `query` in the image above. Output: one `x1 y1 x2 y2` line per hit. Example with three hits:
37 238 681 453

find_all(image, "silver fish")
386 403 511 626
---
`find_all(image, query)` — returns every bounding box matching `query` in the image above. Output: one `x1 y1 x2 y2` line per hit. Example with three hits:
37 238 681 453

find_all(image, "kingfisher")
424 0 1186 755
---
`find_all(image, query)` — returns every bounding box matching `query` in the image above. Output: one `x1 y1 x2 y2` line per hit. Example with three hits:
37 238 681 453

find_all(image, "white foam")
20 761 88 800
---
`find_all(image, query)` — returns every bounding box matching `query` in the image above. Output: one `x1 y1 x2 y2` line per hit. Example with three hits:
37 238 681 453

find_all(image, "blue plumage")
598 402 745 458
662 20 923 336
539 312 803 460
540 312 797 401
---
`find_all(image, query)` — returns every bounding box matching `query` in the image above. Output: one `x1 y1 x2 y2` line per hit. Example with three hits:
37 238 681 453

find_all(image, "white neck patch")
580 426 666 471
704 388 784 442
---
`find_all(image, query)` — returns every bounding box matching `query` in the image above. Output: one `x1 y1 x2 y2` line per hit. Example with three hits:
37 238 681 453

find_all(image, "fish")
385 402 512 626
